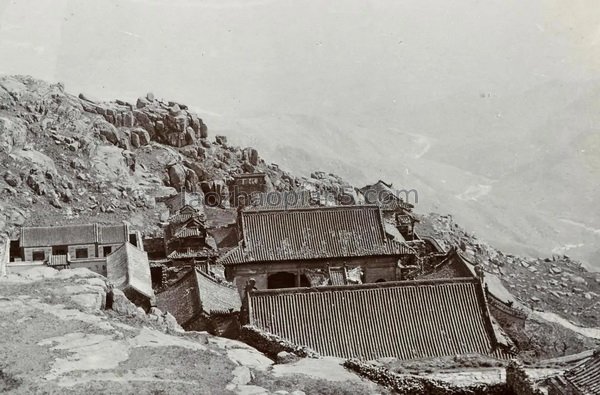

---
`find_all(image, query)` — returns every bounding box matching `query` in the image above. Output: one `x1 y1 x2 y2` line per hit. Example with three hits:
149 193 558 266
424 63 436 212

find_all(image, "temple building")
163 206 217 265
547 349 600 394
246 277 514 360
157 266 241 337
360 180 418 240
217 204 417 294
229 172 270 208
10 223 142 275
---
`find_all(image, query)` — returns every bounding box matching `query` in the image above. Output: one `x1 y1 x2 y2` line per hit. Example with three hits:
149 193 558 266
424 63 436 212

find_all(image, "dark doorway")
103 246 113 256
300 274 310 287
75 248 89 259
52 246 68 255
267 272 297 289
150 266 164 288
129 234 138 247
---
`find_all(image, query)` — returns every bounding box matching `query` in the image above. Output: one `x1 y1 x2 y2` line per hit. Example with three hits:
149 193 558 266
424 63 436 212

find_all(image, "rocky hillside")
417 214 600 329
0 75 354 237
0 74 599 362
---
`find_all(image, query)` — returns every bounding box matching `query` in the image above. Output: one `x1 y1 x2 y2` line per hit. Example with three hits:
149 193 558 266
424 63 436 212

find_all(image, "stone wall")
344 359 511 395
70 258 107 276
488 296 528 349
22 246 52 262
229 255 402 295
239 325 320 359
67 244 96 260
506 360 545 395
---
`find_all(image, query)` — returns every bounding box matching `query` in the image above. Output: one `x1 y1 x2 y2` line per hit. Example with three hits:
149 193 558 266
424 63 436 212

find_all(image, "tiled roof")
196 270 241 314
165 214 207 244
248 278 508 360
157 268 241 326
157 269 201 327
168 211 206 225
106 243 154 299
565 350 600 394
168 249 217 259
218 205 415 265
99 224 129 244
20 223 129 248
360 180 414 211
175 228 204 238
20 224 98 248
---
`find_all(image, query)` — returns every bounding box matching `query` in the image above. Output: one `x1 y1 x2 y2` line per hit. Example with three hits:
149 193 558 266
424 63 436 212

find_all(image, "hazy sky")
1 0 599 119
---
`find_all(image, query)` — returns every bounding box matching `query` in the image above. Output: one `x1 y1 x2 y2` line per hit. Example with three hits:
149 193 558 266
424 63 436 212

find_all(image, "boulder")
168 163 187 190
168 104 181 115
146 92 155 101
94 119 120 145
132 127 150 146
180 146 198 159
117 133 131 151
185 168 199 191
133 110 155 135
199 123 208 138
244 148 260 166
0 116 27 153
163 312 185 333
70 158 87 169
122 112 135 127
230 366 252 386
183 160 208 181
26 171 47 195
110 288 138 316
130 132 141 148
78 92 99 103
149 307 163 317
136 96 150 109
241 161 255 173
215 135 228 145
3 171 20 187
185 127 196 145
276 351 299 364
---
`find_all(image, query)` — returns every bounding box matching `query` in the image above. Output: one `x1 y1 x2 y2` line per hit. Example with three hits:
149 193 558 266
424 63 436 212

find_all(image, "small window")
75 248 89 259
129 234 137 246
32 250 45 261
103 246 112 256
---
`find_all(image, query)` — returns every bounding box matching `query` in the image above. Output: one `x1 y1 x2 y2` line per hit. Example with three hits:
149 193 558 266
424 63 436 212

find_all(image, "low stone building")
229 172 269 207
106 242 155 310
12 223 142 275
217 205 417 295
16 223 138 261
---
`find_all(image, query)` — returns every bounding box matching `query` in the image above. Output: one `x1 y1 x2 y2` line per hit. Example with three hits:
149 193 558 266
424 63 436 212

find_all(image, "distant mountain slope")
212 80 600 270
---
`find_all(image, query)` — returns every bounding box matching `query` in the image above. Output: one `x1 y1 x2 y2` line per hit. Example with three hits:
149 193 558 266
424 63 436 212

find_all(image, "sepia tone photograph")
0 1 599 394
